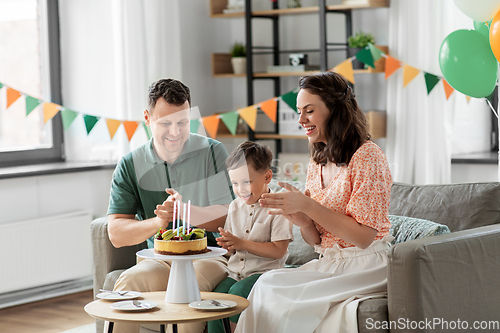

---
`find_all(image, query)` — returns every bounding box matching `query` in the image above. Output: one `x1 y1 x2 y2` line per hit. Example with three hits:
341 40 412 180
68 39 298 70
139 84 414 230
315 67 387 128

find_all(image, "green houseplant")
347 32 375 69
230 42 247 74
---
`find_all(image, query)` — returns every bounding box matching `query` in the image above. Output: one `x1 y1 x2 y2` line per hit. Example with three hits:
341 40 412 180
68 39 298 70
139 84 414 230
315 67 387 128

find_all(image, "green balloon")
439 29 498 98
473 20 492 39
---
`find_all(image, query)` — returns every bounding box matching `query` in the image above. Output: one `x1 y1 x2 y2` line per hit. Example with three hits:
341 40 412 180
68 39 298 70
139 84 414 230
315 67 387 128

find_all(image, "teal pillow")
389 215 451 245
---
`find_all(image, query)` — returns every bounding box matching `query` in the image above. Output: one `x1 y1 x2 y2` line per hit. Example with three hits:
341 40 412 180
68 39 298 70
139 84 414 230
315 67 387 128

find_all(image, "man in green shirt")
107 78 234 333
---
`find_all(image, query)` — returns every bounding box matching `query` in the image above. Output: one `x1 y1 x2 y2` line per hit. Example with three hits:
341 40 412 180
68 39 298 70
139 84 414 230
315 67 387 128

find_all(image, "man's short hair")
226 141 273 173
147 78 191 111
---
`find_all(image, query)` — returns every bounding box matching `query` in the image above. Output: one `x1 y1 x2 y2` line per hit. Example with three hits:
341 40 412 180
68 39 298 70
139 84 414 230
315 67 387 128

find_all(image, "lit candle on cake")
177 200 181 236
172 198 176 231
183 202 187 234
187 200 191 232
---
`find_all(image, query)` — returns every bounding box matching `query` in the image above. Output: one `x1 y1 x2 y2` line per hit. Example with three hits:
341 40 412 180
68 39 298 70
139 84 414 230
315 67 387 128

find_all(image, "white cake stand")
136 247 227 304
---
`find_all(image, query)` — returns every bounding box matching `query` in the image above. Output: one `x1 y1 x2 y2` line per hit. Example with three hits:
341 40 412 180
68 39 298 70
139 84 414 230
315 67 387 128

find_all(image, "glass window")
0 0 63 167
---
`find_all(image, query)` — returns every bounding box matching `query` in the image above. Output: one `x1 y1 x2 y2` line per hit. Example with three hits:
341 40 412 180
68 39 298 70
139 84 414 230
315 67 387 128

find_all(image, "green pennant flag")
0 83 4 90
25 95 41 116
83 114 100 135
60 109 79 130
355 48 375 68
423 72 441 95
220 111 239 135
190 119 200 134
281 88 299 112
143 122 152 140
368 43 383 61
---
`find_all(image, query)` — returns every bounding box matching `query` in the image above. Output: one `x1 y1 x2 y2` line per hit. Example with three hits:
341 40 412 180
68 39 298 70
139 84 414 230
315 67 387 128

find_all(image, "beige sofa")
91 181 500 333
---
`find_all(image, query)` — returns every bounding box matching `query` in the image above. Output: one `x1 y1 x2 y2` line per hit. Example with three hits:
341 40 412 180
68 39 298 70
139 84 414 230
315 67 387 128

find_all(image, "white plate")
110 300 158 311
96 291 142 301
188 299 237 311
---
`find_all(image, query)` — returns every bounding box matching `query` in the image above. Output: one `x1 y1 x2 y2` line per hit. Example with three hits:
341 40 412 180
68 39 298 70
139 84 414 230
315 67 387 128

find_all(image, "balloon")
454 0 500 22
490 9 500 61
439 29 498 98
474 20 491 39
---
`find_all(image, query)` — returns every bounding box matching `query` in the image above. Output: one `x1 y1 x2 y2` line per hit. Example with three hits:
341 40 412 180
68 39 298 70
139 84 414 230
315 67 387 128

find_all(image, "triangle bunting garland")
106 119 121 139
190 119 201 134
202 115 220 139
25 96 41 116
423 72 440 95
7 88 21 108
384 55 402 79
442 79 454 100
355 48 375 69
238 106 257 131
368 43 383 61
43 102 60 124
331 59 355 84
0 45 483 142
123 121 139 141
220 111 240 135
60 109 79 130
83 114 100 134
281 89 299 112
402 64 420 87
143 122 152 140
259 98 277 123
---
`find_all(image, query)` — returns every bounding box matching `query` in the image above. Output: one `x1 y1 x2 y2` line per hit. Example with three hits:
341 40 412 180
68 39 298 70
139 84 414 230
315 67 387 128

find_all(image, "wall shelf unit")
210 0 390 155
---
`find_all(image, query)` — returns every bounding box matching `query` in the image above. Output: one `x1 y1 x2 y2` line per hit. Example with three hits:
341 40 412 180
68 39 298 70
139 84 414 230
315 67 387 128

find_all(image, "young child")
208 141 293 333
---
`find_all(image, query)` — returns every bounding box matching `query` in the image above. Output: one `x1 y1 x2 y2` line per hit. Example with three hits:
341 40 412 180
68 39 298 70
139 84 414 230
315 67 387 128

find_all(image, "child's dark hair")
226 141 273 172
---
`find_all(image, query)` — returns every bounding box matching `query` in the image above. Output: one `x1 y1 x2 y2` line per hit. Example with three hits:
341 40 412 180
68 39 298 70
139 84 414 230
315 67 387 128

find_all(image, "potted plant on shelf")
230 42 247 75
347 31 375 70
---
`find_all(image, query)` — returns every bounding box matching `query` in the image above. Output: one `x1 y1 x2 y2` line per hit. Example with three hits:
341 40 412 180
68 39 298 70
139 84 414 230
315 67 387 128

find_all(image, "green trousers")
207 274 262 333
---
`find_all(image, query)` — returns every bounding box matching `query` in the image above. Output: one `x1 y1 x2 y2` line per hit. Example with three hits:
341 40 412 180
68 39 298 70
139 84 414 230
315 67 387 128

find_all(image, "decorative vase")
348 47 365 70
231 57 247 75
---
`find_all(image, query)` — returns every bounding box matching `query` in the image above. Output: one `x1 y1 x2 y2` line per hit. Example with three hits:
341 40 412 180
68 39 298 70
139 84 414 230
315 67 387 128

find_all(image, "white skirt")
234 236 393 333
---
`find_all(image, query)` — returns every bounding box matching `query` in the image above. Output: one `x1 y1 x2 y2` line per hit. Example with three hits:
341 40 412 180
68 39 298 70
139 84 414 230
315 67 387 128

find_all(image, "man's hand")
153 188 183 229
216 227 245 252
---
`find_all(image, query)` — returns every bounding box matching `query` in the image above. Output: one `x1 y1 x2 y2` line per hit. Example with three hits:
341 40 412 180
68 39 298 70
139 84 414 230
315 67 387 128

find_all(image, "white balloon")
454 0 500 22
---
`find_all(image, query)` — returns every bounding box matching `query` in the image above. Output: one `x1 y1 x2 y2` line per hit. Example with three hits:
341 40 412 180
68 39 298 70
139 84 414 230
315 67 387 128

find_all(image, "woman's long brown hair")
298 72 370 166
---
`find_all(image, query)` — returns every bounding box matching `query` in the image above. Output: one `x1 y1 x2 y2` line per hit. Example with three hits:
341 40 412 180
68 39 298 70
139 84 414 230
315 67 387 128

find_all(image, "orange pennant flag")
442 79 454 100
402 64 420 87
202 115 220 139
384 55 402 79
106 119 121 139
43 102 60 124
6 88 21 108
330 59 355 84
259 98 277 123
238 106 258 131
123 121 139 141
466 96 471 103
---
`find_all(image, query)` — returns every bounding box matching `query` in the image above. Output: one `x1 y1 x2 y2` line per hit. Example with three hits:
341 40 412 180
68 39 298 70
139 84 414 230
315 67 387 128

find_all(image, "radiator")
0 211 93 295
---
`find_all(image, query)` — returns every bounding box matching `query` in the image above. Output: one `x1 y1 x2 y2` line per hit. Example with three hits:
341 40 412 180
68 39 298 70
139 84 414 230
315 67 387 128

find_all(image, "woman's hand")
259 182 312 216
216 227 244 251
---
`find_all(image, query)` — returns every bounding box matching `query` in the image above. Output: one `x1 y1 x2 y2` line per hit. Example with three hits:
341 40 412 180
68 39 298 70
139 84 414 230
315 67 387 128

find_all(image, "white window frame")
0 0 64 167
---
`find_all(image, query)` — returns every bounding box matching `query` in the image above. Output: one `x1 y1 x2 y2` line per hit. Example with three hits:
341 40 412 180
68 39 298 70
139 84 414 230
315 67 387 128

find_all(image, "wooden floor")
0 290 95 333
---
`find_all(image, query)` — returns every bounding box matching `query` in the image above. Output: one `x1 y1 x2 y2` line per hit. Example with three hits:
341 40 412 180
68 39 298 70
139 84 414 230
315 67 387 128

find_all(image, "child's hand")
216 227 245 251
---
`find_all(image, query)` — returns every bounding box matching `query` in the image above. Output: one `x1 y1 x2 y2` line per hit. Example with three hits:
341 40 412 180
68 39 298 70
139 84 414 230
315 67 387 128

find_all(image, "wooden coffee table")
85 291 249 333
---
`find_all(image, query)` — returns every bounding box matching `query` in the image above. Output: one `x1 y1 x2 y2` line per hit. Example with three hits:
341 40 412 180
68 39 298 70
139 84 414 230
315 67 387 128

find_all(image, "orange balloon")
489 9 500 62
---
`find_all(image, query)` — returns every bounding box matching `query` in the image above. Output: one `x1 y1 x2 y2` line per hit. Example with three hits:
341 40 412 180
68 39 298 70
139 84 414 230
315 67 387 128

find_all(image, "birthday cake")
154 227 209 255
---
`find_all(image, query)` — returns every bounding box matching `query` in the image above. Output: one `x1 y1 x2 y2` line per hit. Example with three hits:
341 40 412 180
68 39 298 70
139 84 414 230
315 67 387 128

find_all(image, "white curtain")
385 0 491 184
60 0 181 161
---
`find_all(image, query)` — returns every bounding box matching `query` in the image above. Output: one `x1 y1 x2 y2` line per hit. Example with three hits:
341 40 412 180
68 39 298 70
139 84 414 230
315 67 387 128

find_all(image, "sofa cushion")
389 182 500 232
357 298 389 333
389 215 450 245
